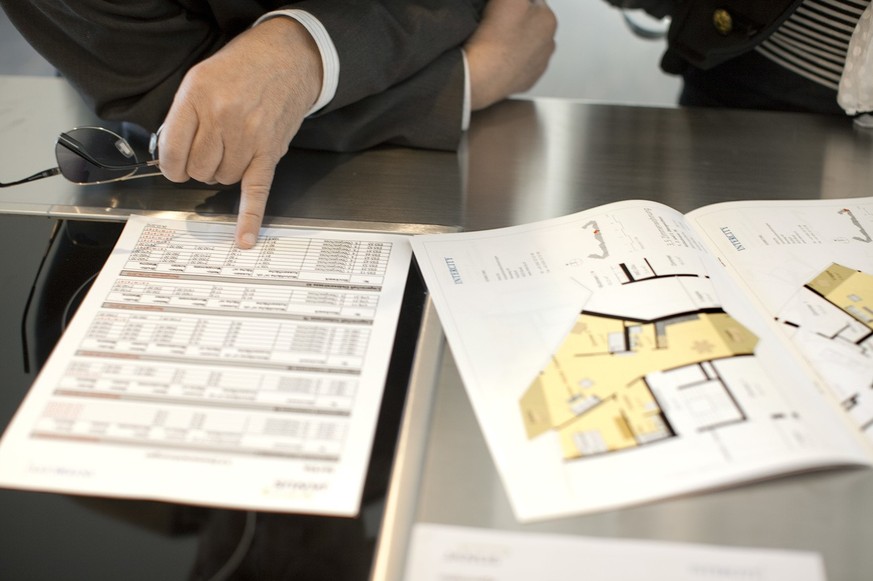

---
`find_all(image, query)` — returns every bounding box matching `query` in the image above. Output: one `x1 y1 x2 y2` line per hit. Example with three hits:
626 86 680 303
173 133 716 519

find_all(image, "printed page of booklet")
0 215 413 516
410 199 868 522
404 523 826 581
686 197 873 440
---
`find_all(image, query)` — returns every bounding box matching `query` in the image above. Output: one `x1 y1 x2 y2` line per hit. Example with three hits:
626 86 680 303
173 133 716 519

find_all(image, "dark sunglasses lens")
55 128 137 183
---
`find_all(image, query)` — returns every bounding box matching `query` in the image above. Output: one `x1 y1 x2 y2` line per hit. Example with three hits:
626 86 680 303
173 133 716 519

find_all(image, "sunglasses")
0 126 161 188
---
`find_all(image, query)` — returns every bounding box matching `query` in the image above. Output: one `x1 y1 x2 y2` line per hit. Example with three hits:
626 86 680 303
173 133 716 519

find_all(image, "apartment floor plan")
777 263 873 432
520 307 759 459
519 258 765 460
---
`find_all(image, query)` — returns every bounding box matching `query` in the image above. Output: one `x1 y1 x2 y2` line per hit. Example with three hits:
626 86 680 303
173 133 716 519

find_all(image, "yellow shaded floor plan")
803 263 873 345
777 262 873 432
520 308 759 460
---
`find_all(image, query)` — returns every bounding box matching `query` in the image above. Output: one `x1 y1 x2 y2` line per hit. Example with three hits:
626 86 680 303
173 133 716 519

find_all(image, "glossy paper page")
0 216 412 515
687 196 873 442
411 199 869 522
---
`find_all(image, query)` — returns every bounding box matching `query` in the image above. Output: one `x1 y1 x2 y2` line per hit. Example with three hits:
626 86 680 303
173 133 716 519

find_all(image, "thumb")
235 155 276 249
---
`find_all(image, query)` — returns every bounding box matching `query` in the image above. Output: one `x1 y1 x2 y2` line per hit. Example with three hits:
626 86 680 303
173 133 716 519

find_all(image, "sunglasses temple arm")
0 167 61 188
112 171 162 184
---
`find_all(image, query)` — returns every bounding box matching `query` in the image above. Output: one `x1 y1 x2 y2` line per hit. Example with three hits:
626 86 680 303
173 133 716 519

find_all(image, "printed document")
404 523 826 581
0 216 412 516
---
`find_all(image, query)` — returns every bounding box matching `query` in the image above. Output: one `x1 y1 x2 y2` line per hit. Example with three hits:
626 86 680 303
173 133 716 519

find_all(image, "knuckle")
158 154 189 183
239 208 265 223
182 61 211 87
214 168 243 186
208 93 238 121
244 185 271 203
185 156 216 183
158 141 185 169
161 169 190 184
186 169 211 184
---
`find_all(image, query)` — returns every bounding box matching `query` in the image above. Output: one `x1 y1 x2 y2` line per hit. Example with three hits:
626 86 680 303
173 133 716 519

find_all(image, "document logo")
445 257 463 284
720 226 746 251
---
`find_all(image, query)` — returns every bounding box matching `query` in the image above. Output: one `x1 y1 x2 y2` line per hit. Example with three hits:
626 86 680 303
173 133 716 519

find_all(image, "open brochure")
0 216 413 516
411 196 873 522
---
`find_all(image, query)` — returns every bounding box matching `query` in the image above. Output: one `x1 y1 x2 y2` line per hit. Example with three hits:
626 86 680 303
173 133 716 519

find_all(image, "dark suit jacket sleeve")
0 0 484 151
294 0 482 112
293 0 485 151
0 0 225 131
294 48 466 152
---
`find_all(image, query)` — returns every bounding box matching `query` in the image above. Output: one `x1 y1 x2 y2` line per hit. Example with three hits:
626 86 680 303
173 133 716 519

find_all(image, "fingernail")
241 232 257 248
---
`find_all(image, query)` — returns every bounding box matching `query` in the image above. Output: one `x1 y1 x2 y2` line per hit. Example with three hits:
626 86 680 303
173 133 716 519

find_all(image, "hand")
157 17 323 248
464 0 557 111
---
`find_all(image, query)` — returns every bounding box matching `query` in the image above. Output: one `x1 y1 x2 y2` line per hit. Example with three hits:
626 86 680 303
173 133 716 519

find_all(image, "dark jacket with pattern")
1 0 486 151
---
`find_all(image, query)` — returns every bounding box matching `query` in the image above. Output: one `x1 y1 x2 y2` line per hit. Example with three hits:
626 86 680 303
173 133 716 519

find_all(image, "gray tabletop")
2 75 872 581
3 75 871 229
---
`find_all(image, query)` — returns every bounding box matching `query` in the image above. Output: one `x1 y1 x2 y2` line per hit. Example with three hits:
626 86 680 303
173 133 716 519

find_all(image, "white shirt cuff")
461 49 472 132
255 9 340 116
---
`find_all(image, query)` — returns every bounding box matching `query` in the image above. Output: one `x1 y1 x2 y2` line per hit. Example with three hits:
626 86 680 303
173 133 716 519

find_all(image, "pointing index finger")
234 155 277 249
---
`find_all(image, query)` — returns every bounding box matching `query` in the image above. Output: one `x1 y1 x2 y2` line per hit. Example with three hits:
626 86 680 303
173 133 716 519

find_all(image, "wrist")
465 45 503 111
256 16 323 111
255 10 338 115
